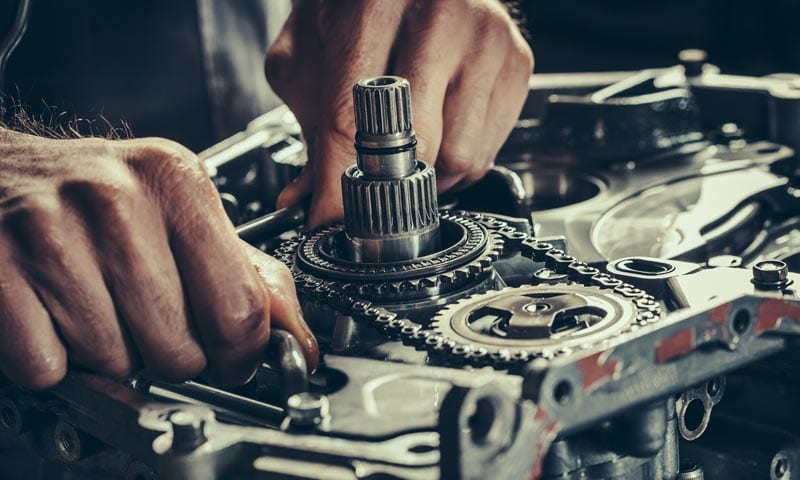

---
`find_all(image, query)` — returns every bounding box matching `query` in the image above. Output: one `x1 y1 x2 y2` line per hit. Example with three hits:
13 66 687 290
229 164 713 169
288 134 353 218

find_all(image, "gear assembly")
5 53 800 480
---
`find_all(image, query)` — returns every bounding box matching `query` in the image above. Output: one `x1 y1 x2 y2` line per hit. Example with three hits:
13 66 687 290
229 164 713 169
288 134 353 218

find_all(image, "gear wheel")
278 211 505 303
427 283 649 367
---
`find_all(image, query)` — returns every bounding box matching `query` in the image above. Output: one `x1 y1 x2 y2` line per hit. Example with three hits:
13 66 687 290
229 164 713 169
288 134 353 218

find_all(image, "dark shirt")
3 0 799 153
525 0 800 75
2 0 286 152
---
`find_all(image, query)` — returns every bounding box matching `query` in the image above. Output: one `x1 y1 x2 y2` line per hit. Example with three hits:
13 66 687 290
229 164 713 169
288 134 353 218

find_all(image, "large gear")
277 211 506 305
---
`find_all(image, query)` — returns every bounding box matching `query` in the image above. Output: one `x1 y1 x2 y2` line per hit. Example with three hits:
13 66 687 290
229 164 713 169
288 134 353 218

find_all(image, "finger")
126 139 272 386
435 12 512 192
306 2 408 227
276 168 313 211
3 195 134 379
276 128 317 211
0 247 67 390
449 167 494 194
305 127 352 227
482 37 535 166
60 177 207 381
265 0 324 128
244 243 319 371
391 0 473 166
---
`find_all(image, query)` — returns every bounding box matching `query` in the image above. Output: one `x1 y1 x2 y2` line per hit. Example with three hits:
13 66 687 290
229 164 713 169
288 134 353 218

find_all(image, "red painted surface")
575 351 619 391
755 299 800 334
529 406 559 480
655 327 696 363
708 303 731 325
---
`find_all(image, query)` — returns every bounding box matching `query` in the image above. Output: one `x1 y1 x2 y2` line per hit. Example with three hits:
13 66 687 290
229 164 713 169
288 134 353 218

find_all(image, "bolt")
170 410 207 452
752 260 790 289
774 457 789 479
678 459 705 480
679 49 708 78
286 392 329 428
707 255 742 268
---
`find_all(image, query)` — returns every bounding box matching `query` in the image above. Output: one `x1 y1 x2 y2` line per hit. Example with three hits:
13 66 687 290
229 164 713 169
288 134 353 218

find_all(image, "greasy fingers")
266 0 534 227
0 129 311 388
244 243 319 371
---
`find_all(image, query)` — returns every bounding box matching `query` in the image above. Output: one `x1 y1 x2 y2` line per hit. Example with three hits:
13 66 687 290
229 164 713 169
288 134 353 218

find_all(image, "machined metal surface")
343 75 440 262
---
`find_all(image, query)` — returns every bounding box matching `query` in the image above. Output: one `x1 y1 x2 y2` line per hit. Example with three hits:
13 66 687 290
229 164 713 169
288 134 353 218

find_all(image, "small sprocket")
428 283 651 367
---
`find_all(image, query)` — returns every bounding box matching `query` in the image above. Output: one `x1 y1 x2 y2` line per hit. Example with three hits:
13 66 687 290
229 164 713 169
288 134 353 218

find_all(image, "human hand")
0 129 318 389
266 0 533 227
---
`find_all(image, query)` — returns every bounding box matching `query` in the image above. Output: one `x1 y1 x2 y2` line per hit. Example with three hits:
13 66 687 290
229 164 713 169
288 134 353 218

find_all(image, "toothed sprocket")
427 283 651 367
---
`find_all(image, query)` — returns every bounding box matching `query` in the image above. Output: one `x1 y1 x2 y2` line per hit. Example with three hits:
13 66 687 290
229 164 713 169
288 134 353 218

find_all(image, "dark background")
2 0 800 151
523 0 800 75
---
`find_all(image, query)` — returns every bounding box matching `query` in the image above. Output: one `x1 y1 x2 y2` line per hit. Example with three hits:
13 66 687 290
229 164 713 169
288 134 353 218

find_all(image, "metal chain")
274 211 661 370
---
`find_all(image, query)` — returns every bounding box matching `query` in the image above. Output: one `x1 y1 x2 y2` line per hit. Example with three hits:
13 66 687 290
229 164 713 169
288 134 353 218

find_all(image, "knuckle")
214 302 269 351
60 175 143 225
1 194 63 250
150 342 207 381
512 42 535 73
265 43 295 94
21 354 67 390
476 3 515 40
124 137 204 180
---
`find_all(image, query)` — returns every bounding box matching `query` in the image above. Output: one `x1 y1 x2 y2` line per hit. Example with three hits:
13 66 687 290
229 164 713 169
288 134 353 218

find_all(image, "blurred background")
2 0 799 152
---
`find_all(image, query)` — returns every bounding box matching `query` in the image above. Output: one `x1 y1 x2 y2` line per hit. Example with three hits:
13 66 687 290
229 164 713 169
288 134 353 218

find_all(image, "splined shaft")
342 76 441 263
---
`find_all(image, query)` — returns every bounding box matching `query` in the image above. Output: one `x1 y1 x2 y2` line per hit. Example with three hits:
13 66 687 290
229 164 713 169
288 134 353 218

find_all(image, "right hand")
0 129 318 389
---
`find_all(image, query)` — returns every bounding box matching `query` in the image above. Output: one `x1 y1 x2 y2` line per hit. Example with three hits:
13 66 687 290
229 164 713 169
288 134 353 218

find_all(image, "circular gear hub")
284 212 504 303
430 284 644 363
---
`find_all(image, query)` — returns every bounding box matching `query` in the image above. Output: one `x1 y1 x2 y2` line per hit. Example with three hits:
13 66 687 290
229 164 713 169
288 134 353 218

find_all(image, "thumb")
276 165 314 211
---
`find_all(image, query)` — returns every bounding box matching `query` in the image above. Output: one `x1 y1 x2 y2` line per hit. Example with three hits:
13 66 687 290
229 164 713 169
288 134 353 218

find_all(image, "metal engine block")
3 50 800 480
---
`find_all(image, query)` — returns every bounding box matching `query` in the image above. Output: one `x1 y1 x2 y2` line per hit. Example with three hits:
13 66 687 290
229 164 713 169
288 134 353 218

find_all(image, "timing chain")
272 211 661 369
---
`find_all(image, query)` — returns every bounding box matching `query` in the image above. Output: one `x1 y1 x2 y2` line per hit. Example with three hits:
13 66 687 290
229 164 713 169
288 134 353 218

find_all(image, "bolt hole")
683 399 706 432
408 444 436 454
733 310 751 335
757 145 782 155
775 458 789 479
468 398 497 445
365 77 398 87
1 405 16 428
57 430 76 455
554 380 573 405
706 378 721 397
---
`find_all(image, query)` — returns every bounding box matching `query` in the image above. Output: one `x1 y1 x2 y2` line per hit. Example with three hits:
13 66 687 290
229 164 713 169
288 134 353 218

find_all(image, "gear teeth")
353 76 413 137
425 283 657 369
282 211 660 371
342 163 438 237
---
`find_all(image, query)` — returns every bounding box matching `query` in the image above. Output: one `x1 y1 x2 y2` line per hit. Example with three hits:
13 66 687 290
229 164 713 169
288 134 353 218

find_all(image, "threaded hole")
733 310 751 334
1 405 16 428
775 458 789 478
58 430 76 454
554 380 573 405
